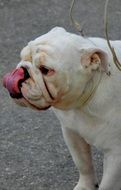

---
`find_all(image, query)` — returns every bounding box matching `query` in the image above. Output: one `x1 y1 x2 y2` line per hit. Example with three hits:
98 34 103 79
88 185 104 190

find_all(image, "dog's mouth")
3 67 30 99
3 67 53 110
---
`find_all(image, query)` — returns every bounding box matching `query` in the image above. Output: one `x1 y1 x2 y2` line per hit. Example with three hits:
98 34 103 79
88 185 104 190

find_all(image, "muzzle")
3 67 30 99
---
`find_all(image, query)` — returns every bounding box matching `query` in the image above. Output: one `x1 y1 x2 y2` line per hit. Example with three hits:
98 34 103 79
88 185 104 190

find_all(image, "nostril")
21 67 30 80
17 67 30 90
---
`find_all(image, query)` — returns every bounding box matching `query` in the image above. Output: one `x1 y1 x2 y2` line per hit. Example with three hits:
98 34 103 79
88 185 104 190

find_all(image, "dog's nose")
3 67 30 99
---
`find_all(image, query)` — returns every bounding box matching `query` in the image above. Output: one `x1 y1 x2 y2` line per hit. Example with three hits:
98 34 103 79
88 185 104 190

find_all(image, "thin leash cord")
104 0 121 71
79 68 103 108
70 0 121 71
69 0 84 36
69 0 103 107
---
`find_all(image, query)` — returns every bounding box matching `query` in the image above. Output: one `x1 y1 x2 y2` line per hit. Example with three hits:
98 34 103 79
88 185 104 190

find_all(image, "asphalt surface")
0 0 121 190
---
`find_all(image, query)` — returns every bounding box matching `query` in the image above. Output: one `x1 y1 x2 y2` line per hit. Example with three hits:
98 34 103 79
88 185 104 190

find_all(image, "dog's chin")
14 97 51 111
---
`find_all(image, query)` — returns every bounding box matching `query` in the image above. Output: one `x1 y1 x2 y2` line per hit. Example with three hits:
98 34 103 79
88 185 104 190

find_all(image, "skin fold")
3 27 121 190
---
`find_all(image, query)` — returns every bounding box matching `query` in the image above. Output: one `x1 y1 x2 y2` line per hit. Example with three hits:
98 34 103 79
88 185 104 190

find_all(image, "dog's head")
3 27 108 110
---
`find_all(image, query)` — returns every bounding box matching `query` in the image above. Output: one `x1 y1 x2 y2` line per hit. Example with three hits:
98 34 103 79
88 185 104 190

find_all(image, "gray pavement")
0 0 121 189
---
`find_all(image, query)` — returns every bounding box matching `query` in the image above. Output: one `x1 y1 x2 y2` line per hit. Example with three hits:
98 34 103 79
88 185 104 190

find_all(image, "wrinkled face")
3 27 108 110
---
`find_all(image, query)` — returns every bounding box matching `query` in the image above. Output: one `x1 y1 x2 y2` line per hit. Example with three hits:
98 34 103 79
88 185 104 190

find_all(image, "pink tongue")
3 68 25 95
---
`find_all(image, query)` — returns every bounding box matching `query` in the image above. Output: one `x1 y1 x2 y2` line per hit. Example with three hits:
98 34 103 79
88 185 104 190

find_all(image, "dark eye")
40 66 49 75
39 66 55 76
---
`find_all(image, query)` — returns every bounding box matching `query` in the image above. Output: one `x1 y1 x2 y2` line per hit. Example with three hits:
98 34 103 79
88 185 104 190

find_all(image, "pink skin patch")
3 67 26 97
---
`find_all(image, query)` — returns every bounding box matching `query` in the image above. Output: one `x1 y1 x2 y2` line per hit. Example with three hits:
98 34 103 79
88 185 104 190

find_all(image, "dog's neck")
72 70 103 109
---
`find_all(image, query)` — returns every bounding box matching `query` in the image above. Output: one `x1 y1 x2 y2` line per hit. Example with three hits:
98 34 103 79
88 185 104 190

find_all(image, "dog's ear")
20 46 32 62
80 48 109 74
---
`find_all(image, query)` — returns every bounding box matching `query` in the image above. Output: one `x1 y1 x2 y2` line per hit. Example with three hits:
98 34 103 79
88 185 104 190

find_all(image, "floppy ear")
80 48 109 74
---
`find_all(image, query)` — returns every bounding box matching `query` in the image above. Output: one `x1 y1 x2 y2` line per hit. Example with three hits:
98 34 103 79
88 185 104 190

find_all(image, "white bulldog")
3 27 121 190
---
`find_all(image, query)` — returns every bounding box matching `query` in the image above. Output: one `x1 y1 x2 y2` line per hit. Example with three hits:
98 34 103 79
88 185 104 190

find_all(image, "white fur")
16 27 121 190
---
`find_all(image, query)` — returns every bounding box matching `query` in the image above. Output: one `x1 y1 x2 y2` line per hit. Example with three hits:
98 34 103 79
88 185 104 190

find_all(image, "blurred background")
0 0 121 189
